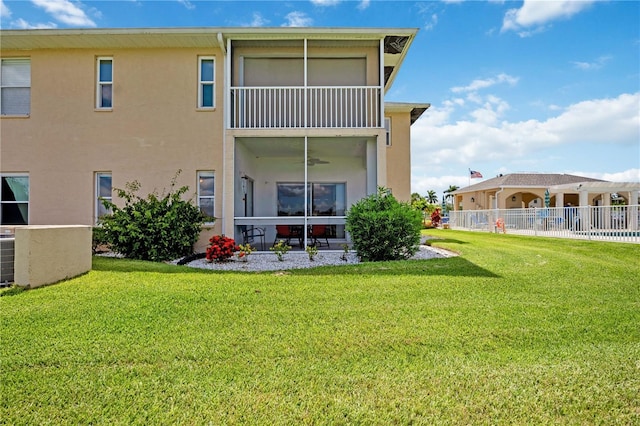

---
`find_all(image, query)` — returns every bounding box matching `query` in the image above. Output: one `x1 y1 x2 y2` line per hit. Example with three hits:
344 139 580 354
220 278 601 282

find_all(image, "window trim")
1 173 29 225
197 171 215 223
1 58 31 117
95 172 112 224
96 57 113 110
198 56 215 109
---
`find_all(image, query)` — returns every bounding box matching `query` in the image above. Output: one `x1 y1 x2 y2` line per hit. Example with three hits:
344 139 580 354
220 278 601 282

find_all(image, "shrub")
236 243 255 261
345 187 422 261
305 245 318 261
92 226 109 254
206 235 239 262
99 171 206 261
270 240 291 261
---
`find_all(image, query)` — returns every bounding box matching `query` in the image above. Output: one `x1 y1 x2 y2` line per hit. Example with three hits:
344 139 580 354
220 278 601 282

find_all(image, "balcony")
230 86 381 129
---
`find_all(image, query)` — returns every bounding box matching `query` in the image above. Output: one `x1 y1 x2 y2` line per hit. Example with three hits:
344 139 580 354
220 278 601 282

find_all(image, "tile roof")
454 173 606 193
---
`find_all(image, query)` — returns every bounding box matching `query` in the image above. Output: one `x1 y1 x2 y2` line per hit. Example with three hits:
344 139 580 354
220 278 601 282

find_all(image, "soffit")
385 102 431 124
238 137 368 159
550 182 640 193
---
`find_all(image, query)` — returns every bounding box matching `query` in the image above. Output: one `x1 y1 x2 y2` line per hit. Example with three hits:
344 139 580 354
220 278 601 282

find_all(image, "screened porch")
233 136 378 250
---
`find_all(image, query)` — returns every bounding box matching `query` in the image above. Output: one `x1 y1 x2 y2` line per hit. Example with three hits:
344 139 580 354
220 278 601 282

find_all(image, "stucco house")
0 27 429 250
452 173 640 211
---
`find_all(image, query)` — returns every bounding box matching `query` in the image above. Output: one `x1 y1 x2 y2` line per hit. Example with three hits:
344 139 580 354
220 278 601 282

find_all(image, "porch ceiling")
237 137 368 160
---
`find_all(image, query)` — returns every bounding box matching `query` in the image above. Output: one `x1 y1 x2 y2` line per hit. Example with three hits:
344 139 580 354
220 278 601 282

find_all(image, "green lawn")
1 230 638 424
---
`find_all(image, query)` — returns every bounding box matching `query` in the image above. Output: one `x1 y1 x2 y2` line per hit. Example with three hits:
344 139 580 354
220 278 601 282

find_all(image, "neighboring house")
0 27 429 250
452 173 640 210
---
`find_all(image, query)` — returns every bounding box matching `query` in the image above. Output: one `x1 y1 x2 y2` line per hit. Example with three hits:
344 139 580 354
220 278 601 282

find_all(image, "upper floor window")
1 174 29 225
198 57 215 108
96 57 113 109
385 117 392 146
198 171 215 222
1 58 31 116
95 172 112 223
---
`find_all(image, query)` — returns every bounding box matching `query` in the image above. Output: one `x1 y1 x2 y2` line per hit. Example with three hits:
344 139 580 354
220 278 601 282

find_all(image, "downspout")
219 32 228 234
303 39 308 247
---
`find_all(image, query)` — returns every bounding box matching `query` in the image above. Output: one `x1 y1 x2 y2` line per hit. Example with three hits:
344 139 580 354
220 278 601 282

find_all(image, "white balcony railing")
230 86 381 129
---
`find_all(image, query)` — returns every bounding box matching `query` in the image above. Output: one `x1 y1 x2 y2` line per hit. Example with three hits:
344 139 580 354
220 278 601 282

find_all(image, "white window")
198 57 215 108
96 57 113 109
1 174 29 225
198 171 215 222
1 58 31 116
384 117 392 146
95 172 112 223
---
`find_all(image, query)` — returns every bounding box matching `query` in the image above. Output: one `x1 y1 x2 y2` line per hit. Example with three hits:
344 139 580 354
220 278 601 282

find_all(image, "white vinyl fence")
447 205 640 243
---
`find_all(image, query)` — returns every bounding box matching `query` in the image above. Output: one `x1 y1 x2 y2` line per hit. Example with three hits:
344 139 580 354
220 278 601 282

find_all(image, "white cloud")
311 0 340 5
357 0 370 11
579 169 640 183
1 0 11 18
571 55 612 70
411 92 640 194
31 0 96 27
12 18 57 29
424 13 438 31
451 73 519 94
245 12 269 27
282 11 312 27
502 0 596 35
177 0 195 10
416 2 439 31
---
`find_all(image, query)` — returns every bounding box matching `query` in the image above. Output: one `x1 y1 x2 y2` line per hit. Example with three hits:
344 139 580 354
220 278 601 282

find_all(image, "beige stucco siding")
384 111 411 202
1 47 225 237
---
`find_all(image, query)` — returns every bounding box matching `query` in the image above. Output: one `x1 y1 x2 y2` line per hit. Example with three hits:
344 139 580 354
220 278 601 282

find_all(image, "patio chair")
240 225 266 251
308 224 330 248
273 225 303 248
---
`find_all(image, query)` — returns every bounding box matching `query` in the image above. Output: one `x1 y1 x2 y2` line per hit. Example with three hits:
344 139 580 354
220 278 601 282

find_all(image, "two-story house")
0 27 429 250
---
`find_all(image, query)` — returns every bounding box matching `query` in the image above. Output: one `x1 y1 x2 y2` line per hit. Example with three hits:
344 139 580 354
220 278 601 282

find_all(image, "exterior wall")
2 34 418 250
384 111 411 202
1 47 225 245
14 225 92 288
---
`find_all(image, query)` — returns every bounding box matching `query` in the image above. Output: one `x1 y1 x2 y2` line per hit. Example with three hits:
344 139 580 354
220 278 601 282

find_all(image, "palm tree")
442 185 460 213
444 185 459 201
426 190 438 204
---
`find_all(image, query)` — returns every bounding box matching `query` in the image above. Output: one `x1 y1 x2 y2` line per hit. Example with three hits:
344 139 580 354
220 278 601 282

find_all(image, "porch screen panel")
307 58 366 86
242 58 304 128
308 58 367 127
243 58 304 86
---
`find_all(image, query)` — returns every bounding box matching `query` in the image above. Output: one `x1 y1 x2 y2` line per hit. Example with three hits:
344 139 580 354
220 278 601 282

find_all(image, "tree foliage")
99 171 206 261
346 187 422 261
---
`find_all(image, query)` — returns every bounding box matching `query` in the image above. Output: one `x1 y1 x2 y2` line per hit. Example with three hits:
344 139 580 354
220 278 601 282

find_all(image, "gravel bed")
174 244 456 272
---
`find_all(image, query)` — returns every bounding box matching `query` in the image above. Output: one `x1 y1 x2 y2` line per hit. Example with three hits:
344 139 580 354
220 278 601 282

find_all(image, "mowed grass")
1 230 638 425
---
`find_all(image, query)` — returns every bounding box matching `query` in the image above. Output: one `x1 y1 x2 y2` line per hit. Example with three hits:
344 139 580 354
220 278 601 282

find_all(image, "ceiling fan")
307 156 330 166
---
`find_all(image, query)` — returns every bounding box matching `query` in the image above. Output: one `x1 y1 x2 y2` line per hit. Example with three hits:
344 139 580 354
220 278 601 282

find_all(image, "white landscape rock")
175 244 457 272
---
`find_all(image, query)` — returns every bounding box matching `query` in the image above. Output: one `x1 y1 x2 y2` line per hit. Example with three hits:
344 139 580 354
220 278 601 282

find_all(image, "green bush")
345 187 422 261
92 226 109 254
99 172 206 261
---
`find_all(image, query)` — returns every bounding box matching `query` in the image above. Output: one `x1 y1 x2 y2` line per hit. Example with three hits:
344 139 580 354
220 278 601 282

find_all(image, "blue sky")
2 0 639 198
